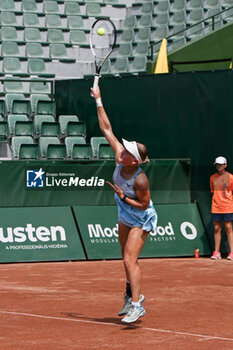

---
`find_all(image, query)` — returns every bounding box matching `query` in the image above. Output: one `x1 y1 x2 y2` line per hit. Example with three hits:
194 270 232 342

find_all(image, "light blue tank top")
112 164 157 232
112 163 141 198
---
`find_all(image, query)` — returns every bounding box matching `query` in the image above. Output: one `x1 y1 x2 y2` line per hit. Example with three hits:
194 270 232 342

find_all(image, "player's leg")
122 226 149 302
121 226 149 323
211 221 222 259
224 221 233 259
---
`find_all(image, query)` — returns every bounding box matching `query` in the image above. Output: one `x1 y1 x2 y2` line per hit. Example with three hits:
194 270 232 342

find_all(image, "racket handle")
93 74 100 91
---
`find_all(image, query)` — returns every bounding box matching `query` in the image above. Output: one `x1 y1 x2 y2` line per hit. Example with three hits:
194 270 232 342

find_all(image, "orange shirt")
210 171 233 213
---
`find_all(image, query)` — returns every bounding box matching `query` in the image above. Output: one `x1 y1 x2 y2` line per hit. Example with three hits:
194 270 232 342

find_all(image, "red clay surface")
0 258 233 350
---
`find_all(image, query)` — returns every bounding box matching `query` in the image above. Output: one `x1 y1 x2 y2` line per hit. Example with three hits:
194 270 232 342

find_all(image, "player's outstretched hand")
90 86 101 99
106 181 124 200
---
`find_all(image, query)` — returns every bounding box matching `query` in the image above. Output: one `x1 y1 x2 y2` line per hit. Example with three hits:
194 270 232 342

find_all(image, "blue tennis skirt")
115 194 157 232
212 213 233 222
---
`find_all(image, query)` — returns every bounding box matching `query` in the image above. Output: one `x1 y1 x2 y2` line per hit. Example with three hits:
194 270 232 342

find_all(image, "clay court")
0 257 233 350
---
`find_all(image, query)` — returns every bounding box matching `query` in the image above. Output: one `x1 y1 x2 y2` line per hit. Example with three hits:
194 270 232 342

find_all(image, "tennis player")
210 156 233 260
91 86 157 324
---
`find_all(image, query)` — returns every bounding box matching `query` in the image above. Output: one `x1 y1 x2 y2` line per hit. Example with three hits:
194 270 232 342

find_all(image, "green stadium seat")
1 42 20 57
101 59 112 75
8 114 29 135
170 10 186 25
73 144 92 159
136 28 151 42
15 121 34 136
12 136 34 158
67 121 86 136
113 57 129 74
138 14 153 28
154 12 169 26
123 16 136 29
86 3 102 17
131 56 147 74
59 114 79 136
90 136 108 158
187 9 204 25
67 16 85 29
24 28 42 42
36 100 55 115
47 144 66 159
206 8 223 29
34 114 55 135
65 136 86 158
47 29 66 43
4 80 25 93
70 30 89 46
45 15 62 28
12 100 31 115
26 43 45 58
5 93 25 114
170 23 186 40
19 144 39 159
3 58 29 77
186 22 204 40
0 122 8 142
1 27 18 41
30 93 50 114
41 121 60 137
0 100 5 117
64 2 81 16
98 144 115 159
30 80 50 94
43 1 60 15
0 0 16 11
39 136 60 158
141 3 153 14
50 44 76 62
120 29 134 43
118 42 132 57
151 26 168 43
156 0 169 12
22 0 39 13
23 13 41 27
204 0 219 9
222 0 233 8
0 12 17 26
135 41 149 56
188 0 203 10
172 0 186 11
28 59 55 78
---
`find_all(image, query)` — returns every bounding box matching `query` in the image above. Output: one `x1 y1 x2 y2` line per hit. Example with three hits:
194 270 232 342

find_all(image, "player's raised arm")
90 86 124 162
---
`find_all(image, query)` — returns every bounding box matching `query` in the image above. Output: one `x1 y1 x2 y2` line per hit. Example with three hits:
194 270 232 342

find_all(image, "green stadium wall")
55 71 233 253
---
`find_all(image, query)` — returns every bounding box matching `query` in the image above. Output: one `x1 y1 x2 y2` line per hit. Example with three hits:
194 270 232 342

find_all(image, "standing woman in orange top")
210 156 233 260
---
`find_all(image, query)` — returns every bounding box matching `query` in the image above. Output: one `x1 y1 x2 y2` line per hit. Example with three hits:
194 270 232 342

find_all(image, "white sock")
131 301 140 307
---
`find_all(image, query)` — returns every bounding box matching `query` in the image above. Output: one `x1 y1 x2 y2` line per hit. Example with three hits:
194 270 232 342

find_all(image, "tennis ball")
97 27 105 36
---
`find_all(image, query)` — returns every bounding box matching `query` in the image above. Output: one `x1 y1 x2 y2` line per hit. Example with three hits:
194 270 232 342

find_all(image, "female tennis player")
91 86 157 324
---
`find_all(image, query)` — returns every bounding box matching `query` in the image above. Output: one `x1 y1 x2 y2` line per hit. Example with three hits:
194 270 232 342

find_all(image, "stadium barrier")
0 206 86 263
74 203 211 260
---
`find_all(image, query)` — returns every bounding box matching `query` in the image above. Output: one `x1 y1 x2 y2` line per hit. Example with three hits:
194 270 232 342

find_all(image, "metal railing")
150 5 233 61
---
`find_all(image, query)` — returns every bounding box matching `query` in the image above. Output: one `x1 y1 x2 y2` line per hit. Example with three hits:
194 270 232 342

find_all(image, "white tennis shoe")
118 293 145 316
121 304 146 324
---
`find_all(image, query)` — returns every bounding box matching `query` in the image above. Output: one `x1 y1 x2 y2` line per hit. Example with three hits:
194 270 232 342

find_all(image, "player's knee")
123 255 135 269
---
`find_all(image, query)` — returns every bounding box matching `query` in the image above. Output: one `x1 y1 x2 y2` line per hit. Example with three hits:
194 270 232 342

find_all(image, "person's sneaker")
118 294 145 316
211 251 221 260
121 304 146 324
227 252 233 260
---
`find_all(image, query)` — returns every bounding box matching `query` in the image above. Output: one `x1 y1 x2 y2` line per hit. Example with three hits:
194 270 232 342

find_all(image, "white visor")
122 138 143 164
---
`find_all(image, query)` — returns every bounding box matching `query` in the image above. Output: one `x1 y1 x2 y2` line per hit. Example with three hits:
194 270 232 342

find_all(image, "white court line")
0 310 233 343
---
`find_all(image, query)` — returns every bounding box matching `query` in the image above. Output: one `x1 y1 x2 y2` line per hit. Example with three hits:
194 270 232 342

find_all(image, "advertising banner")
0 159 190 207
74 203 211 259
0 206 86 262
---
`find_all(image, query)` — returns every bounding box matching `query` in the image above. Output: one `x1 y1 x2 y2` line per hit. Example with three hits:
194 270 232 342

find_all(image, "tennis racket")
90 18 117 91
